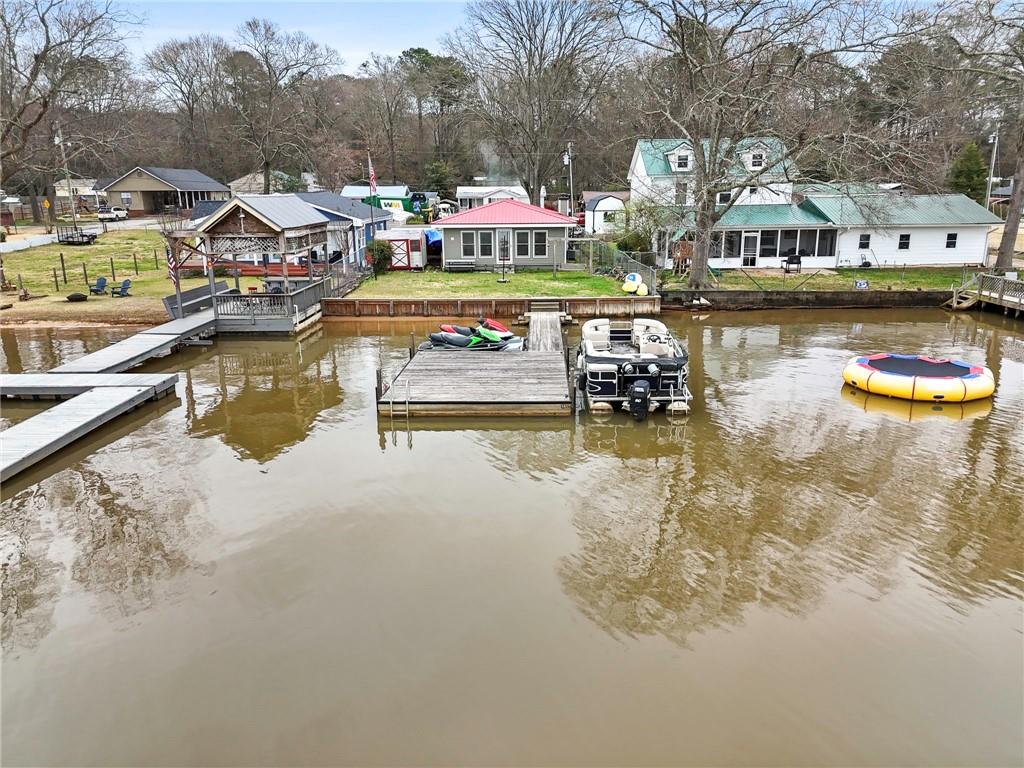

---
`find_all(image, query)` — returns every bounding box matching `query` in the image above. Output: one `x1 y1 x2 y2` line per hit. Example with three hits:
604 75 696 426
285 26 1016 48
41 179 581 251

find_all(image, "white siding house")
455 185 529 210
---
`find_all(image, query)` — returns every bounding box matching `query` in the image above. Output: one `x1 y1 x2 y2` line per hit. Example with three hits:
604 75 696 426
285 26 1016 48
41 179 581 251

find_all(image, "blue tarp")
424 229 442 246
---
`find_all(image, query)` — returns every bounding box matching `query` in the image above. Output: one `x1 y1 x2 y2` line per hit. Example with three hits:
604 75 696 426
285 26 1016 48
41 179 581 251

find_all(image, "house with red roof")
432 199 577 271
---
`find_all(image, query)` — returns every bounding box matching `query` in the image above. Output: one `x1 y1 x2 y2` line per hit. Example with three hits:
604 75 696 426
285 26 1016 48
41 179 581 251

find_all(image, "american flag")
368 154 377 195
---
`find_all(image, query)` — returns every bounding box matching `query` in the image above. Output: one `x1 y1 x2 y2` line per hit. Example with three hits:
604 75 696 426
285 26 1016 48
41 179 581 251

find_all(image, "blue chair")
110 279 132 297
88 276 107 295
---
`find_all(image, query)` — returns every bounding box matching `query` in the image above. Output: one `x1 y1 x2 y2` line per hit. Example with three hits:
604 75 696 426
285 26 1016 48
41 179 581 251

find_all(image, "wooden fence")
321 295 661 318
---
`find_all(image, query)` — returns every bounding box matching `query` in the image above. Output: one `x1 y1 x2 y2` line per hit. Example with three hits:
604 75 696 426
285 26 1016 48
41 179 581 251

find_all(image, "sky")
118 0 469 72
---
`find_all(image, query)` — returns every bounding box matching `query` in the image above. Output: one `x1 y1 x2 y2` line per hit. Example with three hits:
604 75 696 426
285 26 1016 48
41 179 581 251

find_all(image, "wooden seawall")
324 295 660 319
377 311 572 417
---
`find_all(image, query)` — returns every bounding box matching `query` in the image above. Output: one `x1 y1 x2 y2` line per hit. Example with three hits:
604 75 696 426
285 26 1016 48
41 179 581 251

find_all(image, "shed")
584 193 628 234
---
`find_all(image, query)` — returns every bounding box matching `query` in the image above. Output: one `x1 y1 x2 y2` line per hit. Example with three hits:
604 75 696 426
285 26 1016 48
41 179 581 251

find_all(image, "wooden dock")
0 385 173 482
950 273 1024 316
51 309 215 374
378 311 571 416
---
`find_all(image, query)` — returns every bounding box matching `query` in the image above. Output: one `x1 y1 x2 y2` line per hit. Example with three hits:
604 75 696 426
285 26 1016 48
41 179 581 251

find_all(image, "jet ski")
418 325 524 351
439 318 514 340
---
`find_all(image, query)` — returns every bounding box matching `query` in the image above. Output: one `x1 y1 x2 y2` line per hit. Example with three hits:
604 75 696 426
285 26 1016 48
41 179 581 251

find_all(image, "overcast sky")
119 0 469 72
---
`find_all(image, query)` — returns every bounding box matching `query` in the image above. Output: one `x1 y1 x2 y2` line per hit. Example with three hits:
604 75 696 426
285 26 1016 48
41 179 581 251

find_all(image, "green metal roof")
802 194 1003 227
636 137 793 177
716 203 830 229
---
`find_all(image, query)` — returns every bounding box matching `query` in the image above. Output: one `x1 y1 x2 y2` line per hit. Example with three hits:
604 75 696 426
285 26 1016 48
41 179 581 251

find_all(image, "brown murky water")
2 309 1022 767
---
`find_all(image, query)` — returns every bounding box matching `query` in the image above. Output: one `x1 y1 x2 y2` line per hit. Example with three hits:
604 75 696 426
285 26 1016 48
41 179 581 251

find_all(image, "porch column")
280 232 289 293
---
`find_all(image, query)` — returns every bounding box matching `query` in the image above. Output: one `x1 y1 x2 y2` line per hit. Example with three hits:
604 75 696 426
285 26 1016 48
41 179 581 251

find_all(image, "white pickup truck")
97 206 129 221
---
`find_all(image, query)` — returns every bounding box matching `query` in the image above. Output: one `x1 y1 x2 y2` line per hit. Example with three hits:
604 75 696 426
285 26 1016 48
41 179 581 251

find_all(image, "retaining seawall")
661 289 951 311
322 295 660 318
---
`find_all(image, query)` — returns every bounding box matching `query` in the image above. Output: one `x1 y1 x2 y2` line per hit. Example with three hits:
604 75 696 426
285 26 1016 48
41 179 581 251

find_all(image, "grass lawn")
662 266 973 292
350 269 623 298
1 230 262 324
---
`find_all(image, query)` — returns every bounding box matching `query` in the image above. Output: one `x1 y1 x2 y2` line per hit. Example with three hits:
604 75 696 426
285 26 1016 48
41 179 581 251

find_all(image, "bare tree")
618 0 927 287
227 18 339 194
941 1 1024 271
0 0 135 184
355 54 410 183
448 0 623 204
145 35 232 169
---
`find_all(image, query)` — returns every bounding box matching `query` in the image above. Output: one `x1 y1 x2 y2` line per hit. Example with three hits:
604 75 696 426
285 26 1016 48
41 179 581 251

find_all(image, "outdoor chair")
110 279 132 297
781 252 802 274
88 276 108 295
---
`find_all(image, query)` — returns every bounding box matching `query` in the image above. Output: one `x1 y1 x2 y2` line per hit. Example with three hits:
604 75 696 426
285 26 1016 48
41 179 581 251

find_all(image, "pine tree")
947 142 988 205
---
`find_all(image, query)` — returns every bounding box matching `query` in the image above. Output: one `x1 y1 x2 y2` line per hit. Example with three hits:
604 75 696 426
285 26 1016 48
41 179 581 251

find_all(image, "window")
748 186 758 195
717 191 732 204
858 234 871 250
461 231 475 258
675 180 688 205
750 152 765 169
946 233 958 249
898 233 911 250
479 231 493 258
516 231 531 258
817 229 837 258
533 231 547 258
675 154 690 170
759 230 778 258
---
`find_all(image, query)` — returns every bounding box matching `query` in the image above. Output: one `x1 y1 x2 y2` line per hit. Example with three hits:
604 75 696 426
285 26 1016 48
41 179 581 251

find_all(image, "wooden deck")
952 274 1024 316
378 311 571 416
51 309 215 374
1 372 178 399
0 386 169 482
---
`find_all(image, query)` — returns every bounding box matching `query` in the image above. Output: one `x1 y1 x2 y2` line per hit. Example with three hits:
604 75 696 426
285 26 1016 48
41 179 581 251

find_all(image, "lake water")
1 309 1022 766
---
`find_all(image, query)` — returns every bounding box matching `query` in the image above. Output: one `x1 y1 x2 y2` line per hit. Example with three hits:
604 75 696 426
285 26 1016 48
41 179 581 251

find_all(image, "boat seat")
640 338 671 356
582 320 610 348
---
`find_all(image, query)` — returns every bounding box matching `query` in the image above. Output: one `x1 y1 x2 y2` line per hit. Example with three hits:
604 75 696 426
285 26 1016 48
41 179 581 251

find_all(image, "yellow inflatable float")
842 354 994 402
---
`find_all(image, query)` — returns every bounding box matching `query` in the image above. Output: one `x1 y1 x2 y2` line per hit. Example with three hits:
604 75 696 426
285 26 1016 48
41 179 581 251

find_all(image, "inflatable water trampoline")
843 354 995 402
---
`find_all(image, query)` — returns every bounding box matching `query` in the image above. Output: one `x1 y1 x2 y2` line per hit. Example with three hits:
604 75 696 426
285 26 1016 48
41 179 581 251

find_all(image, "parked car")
98 206 129 221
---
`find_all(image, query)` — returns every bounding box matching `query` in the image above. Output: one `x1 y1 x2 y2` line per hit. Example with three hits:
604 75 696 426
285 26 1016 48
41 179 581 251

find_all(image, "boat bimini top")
581 318 683 361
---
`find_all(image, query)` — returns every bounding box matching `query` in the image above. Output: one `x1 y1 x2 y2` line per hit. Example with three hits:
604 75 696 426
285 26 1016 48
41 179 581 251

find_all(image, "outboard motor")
627 379 651 421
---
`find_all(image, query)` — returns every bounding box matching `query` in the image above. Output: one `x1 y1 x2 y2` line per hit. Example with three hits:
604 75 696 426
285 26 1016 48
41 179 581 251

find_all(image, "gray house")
433 199 577 270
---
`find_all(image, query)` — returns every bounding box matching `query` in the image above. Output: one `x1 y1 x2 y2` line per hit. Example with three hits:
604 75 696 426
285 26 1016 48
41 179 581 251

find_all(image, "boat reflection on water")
840 384 992 422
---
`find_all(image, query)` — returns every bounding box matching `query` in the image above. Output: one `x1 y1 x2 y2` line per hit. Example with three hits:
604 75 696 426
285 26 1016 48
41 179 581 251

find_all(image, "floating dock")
0 383 176 482
377 311 572 417
51 309 215 374
0 310 214 481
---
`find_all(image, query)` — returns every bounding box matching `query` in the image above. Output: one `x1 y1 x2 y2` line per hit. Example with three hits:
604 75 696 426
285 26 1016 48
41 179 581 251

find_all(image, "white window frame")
515 230 531 259
945 232 958 249
750 152 765 169
717 191 732 205
461 230 476 258
533 230 548 259
858 233 871 250
675 180 688 205
675 153 690 171
478 230 493 259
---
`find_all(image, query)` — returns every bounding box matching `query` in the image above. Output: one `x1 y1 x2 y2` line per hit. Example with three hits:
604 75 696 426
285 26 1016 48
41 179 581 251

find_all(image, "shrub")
406 214 425 225
616 230 649 252
367 240 395 275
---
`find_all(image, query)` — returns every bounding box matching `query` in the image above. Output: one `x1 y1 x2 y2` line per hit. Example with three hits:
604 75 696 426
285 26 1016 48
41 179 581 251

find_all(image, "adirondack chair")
88 276 108 295
110 279 132 297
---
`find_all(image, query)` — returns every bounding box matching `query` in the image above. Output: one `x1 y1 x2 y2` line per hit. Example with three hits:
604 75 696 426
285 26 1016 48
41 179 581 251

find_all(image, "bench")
56 225 97 246
444 259 477 272
162 280 229 319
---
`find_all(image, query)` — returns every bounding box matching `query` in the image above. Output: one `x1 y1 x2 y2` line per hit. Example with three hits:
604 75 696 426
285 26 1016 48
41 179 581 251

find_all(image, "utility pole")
985 130 999 212
563 142 575 214
54 125 79 230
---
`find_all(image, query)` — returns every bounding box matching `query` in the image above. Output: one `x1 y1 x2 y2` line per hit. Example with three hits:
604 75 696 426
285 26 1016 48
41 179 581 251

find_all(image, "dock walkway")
0 385 172 482
378 312 571 417
1 373 177 399
51 309 215 374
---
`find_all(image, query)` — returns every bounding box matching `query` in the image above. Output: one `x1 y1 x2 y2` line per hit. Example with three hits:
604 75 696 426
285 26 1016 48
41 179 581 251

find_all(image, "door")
742 232 758 267
389 239 410 269
496 229 512 265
